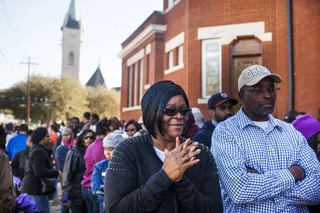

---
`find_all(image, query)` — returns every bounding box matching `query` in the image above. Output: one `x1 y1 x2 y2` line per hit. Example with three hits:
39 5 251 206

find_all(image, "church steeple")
61 0 82 80
62 0 81 30
67 0 78 21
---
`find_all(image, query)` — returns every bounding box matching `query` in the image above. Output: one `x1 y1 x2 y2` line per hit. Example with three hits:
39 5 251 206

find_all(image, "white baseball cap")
238 65 283 92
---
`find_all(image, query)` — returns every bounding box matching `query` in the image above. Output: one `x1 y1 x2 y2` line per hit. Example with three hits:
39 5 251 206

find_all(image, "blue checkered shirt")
211 109 320 212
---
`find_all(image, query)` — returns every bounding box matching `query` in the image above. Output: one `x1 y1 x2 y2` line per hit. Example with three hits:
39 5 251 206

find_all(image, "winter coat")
62 147 86 205
21 144 59 195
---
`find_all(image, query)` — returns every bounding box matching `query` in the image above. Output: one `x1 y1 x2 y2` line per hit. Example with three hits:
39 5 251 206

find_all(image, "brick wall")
187 0 288 120
120 0 320 121
293 0 320 117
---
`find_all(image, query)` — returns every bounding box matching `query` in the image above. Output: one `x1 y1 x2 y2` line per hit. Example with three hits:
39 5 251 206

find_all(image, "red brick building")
119 0 320 121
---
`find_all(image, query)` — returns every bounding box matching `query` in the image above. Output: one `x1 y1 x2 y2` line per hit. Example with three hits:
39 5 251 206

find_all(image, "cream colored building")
61 0 82 80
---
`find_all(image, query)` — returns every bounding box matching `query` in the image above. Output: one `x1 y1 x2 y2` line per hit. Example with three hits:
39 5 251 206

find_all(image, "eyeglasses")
242 87 280 95
163 108 191 116
84 136 95 140
125 128 137 132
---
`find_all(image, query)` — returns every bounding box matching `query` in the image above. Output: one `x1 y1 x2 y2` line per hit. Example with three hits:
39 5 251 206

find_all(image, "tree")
49 76 88 120
86 85 120 118
0 75 120 122
0 75 88 121
0 75 55 121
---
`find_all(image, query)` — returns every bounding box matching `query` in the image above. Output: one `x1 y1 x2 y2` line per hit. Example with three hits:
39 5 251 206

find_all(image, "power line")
0 49 10 66
21 57 38 127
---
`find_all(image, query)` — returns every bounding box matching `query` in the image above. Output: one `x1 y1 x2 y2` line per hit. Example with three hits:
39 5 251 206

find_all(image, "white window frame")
133 63 138 106
168 0 174 8
168 51 173 69
201 39 222 99
128 66 133 107
178 45 183 65
139 59 144 103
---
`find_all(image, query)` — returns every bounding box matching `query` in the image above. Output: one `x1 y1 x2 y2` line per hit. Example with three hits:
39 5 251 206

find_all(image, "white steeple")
61 0 82 80
67 0 79 21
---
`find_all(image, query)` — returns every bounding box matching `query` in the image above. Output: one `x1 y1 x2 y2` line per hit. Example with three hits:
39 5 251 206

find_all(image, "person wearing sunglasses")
124 119 142 137
104 80 223 213
193 92 238 150
82 121 109 213
212 65 320 212
61 129 95 212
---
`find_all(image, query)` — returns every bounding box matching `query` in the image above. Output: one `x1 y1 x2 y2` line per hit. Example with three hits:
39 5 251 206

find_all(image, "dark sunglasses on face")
84 136 95 140
163 108 191 116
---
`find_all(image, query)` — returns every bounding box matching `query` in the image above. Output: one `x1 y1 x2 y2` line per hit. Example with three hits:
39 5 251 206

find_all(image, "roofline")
121 10 164 46
118 24 166 59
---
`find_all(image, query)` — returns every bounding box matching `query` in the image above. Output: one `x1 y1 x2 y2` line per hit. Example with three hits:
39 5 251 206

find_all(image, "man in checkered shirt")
211 65 320 212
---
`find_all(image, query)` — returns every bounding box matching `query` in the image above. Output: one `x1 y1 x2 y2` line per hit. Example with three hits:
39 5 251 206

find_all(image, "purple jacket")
81 138 105 188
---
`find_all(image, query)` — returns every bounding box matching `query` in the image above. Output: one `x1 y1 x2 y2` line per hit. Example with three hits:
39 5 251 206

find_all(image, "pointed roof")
86 66 106 87
62 0 81 30
68 0 78 21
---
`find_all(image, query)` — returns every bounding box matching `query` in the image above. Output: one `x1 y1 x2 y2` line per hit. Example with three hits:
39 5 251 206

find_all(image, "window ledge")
197 98 209 104
122 105 141 112
165 0 182 14
164 63 184 75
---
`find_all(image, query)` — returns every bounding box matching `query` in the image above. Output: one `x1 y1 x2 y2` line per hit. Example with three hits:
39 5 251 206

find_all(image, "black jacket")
104 134 223 213
62 147 86 205
193 121 216 149
11 147 29 180
21 144 59 195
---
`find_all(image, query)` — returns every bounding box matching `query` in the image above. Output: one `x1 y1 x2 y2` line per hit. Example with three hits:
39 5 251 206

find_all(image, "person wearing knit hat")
91 131 124 213
103 130 124 158
21 127 60 213
31 127 49 145
293 115 320 212
293 114 320 158
292 114 320 141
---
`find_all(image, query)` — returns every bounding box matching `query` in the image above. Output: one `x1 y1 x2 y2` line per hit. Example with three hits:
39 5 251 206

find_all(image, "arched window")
68 51 74 66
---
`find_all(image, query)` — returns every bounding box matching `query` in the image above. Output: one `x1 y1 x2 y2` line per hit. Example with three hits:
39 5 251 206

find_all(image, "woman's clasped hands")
162 137 201 182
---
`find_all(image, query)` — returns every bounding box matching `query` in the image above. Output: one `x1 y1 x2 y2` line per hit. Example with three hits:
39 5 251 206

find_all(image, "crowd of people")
0 64 319 213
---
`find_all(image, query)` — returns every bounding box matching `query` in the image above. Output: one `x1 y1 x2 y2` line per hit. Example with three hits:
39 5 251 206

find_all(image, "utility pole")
20 57 38 127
